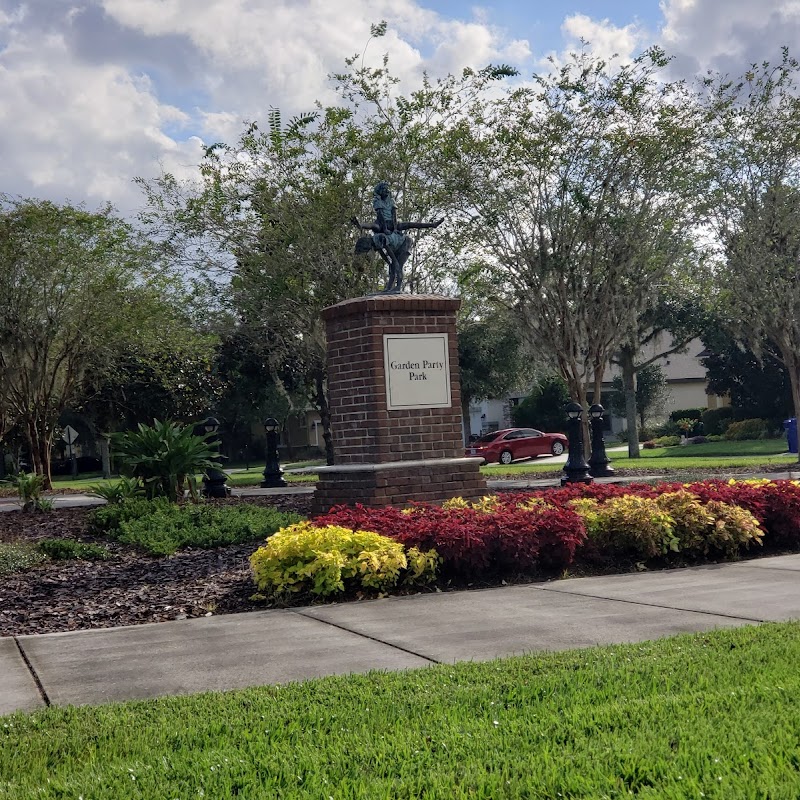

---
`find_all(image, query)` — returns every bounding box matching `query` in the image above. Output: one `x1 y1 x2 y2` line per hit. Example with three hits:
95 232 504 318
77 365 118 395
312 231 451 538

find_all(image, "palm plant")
111 420 221 502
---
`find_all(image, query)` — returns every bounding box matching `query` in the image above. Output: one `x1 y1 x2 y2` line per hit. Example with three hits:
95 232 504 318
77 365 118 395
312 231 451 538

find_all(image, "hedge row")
310 480 800 585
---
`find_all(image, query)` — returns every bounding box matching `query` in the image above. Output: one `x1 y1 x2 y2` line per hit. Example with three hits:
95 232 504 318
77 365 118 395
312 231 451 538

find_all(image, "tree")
608 363 670 431
447 48 705 454
613 293 709 456
703 51 800 460
511 375 570 433
701 328 792 425
0 197 196 486
137 34 511 462
457 309 531 440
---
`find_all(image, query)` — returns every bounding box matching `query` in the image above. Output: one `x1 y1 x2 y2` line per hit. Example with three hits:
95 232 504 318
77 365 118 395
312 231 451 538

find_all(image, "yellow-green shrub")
655 491 715 555
570 495 677 559
250 522 438 598
442 495 503 513
704 501 763 557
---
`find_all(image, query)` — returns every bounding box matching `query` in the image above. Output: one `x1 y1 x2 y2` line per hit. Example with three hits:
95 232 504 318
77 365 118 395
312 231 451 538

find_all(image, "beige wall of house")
601 334 728 430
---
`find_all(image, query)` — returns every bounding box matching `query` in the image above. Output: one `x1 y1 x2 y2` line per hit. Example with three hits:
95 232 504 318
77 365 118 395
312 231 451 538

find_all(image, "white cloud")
659 0 800 76
0 0 532 212
538 13 647 71
562 14 644 62
0 17 203 211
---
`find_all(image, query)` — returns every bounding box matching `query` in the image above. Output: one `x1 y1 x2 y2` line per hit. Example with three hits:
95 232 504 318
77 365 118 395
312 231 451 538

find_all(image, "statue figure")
351 181 444 293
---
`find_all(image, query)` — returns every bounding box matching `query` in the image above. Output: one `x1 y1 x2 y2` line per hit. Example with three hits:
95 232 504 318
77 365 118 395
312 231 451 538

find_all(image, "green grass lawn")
2 622 799 798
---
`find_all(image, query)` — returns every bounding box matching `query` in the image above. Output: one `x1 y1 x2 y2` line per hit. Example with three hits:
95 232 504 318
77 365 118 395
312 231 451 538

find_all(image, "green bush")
111 419 221 502
723 418 768 441
702 406 735 436
652 420 682 437
652 435 681 447
38 538 111 561
250 522 438 598
1 472 50 512
0 542 47 575
111 503 302 556
669 408 704 423
88 497 175 535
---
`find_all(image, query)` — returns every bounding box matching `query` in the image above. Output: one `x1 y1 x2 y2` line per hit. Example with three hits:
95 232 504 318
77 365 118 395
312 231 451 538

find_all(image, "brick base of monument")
311 457 487 514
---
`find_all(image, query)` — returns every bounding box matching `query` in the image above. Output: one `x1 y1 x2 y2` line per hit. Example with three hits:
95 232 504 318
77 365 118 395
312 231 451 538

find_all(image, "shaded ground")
0 496 313 637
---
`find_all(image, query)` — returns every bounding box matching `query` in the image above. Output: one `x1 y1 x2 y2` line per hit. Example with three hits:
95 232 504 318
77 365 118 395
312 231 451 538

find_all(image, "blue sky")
1 0 797 212
421 0 663 46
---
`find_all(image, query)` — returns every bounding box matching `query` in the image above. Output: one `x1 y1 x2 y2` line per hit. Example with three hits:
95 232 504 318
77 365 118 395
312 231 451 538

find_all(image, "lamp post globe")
262 417 287 488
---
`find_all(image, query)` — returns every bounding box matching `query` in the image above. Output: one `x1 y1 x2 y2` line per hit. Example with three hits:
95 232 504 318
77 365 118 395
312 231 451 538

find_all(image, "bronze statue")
351 182 443 293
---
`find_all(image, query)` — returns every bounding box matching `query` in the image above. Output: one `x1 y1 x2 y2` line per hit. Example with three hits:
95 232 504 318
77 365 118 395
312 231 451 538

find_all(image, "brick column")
312 294 487 512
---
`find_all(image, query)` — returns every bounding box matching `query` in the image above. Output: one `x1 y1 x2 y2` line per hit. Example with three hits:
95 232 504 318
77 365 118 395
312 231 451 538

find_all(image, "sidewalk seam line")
13 638 51 707
290 610 441 665
534 586 765 623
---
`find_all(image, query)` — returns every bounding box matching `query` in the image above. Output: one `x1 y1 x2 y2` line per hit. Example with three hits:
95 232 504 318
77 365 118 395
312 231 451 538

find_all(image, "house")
467 335 729 439
600 335 729 434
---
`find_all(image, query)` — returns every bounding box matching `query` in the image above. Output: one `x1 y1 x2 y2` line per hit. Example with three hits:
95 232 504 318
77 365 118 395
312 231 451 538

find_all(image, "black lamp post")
561 402 593 486
261 417 287 488
201 416 229 498
588 403 615 478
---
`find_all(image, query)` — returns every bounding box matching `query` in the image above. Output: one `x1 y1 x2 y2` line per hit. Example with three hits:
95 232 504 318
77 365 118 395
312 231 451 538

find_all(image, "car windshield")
474 431 503 444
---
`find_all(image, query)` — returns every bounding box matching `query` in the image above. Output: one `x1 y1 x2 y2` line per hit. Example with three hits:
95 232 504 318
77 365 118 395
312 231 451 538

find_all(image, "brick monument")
311 293 487 512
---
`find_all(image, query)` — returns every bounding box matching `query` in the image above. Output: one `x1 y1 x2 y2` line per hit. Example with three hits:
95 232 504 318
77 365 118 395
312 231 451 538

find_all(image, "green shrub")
723 418 768 441
88 477 144 504
652 435 681 447
38 538 111 561
88 497 174 535
652 420 681 438
669 408 704 423
111 503 301 556
702 406 735 436
250 522 438 598
707 434 723 442
674 417 697 434
0 542 47 575
111 419 221 502
2 472 50 512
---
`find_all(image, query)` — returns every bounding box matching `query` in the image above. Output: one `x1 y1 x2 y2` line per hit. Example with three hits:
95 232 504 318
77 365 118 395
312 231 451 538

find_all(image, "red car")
465 427 568 465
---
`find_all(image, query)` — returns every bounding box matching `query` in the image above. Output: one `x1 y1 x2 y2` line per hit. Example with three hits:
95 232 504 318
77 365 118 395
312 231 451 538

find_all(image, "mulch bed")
0 495 313 638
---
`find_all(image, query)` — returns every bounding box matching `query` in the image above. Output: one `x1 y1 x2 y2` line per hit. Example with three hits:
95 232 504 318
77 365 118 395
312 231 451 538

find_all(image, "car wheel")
499 450 514 465
551 440 565 456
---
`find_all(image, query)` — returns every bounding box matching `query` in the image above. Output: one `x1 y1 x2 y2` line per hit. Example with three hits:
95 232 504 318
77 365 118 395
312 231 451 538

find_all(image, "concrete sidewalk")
3 553 799 715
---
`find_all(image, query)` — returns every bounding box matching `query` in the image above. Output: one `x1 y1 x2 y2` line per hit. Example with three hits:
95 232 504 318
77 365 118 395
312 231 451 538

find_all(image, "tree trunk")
563 371 591 460
619 347 641 459
783 349 800 466
462 395 472 444
26 421 53 489
100 436 112 479
313 372 335 466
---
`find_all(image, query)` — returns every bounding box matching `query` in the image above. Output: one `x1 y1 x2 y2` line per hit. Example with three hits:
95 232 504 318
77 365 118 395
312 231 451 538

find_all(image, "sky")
2 0 800 214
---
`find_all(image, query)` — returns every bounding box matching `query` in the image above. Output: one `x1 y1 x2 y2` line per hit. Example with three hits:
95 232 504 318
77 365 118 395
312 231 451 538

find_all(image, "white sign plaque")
383 333 452 410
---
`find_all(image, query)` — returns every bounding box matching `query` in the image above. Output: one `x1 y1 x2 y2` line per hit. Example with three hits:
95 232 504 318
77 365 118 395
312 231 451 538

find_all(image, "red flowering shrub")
316 501 586 577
